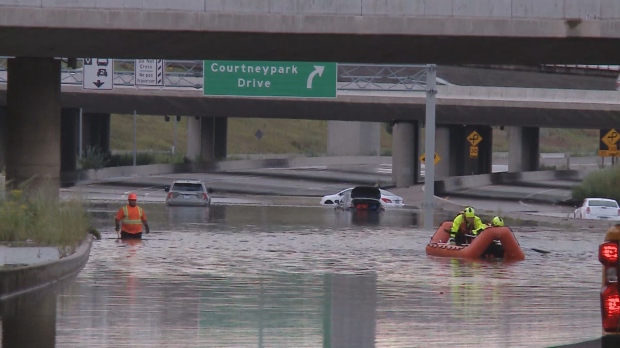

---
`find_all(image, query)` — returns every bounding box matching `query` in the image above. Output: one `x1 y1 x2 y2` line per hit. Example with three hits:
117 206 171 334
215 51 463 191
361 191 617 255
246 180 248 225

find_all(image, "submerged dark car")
338 186 384 211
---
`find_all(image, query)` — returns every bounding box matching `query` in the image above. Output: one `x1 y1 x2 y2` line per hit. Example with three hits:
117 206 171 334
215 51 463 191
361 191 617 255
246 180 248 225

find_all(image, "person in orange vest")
115 193 150 239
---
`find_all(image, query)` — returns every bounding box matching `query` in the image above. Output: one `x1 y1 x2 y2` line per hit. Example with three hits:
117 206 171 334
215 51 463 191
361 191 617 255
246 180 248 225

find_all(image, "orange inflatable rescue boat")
426 221 525 261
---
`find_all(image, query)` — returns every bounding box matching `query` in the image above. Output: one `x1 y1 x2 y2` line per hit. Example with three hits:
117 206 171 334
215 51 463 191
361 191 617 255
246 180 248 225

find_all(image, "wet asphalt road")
2 165 617 348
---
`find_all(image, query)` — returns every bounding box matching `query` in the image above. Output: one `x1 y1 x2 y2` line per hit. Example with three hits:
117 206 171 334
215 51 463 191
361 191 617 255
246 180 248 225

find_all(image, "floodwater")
1 202 611 348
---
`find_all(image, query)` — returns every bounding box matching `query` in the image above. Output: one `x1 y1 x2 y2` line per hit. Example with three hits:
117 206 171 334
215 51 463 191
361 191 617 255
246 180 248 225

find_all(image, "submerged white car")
574 198 620 221
320 187 404 207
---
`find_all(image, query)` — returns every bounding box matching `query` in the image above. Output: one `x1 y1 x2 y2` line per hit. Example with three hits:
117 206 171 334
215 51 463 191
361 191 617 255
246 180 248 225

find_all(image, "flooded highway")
3 200 609 347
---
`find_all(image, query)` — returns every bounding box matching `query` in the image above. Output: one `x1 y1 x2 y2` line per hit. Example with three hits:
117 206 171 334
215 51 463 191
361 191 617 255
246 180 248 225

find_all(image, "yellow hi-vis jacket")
450 213 486 238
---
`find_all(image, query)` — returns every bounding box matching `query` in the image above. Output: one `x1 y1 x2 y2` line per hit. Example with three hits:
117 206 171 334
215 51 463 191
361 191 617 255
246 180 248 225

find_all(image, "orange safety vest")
116 205 145 234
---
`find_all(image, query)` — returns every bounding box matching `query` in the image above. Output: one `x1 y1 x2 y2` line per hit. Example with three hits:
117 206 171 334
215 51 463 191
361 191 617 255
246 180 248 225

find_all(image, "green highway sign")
203 60 337 98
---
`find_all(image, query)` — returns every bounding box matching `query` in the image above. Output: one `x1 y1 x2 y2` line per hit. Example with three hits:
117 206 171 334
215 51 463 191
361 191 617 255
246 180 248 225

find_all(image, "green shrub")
79 146 109 170
538 164 557 171
572 165 620 202
0 183 92 254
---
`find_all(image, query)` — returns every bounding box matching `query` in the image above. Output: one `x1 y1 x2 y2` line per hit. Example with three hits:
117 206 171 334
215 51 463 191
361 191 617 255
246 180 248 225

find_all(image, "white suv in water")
164 179 212 207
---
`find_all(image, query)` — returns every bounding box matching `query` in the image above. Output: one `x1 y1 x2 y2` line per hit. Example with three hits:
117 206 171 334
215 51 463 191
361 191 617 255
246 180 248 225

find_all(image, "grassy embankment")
572 165 620 202
0 184 94 252
110 114 601 157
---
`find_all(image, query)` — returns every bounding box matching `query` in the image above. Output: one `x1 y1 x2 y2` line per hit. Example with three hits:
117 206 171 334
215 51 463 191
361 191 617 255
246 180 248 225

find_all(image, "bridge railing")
2 58 618 93
0 58 434 92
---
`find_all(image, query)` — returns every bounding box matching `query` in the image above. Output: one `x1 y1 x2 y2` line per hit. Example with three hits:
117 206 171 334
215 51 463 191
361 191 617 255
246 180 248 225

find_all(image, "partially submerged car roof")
351 186 381 200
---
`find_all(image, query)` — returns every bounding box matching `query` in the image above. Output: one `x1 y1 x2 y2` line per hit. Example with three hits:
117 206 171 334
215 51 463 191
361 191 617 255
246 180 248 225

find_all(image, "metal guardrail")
0 58 433 92
2 59 617 92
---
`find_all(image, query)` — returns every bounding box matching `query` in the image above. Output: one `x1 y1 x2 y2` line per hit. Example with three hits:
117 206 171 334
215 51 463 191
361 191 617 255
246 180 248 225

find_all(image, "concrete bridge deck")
2 82 619 128
2 1 620 63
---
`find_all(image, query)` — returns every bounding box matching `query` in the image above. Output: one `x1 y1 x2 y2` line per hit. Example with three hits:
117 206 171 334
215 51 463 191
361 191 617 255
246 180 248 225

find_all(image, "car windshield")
589 200 618 208
172 183 204 192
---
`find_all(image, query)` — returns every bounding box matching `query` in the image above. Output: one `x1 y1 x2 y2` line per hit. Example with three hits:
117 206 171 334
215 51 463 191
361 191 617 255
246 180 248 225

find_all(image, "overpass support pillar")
328 121 380 156
434 126 452 179
0 107 7 170
186 117 228 162
61 109 79 173
508 127 539 172
6 58 61 195
82 113 111 155
392 121 419 187
464 126 493 175
213 117 228 160
436 125 493 177
187 117 201 161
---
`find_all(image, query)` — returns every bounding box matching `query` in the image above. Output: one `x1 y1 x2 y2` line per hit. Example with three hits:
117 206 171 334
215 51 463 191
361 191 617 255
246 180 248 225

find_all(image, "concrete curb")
0 235 93 301
62 156 391 186
434 170 586 193
434 170 587 205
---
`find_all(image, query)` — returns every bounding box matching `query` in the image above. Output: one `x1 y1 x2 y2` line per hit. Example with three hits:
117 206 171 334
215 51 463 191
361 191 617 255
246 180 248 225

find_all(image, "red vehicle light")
601 285 620 332
381 198 392 203
617 208 620 216
356 204 368 210
203 193 208 200
587 207 591 214
167 192 173 199
600 242 619 266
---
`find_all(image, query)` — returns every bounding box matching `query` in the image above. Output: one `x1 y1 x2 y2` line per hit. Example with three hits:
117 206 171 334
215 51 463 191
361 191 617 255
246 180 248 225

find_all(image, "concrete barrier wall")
439 86 620 104
0 0 617 19
64 156 390 184
435 169 587 194
0 236 93 301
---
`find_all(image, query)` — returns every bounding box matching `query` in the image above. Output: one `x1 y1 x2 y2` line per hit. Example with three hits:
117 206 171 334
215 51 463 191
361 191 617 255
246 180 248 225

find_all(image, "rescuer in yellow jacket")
115 193 150 239
449 207 486 245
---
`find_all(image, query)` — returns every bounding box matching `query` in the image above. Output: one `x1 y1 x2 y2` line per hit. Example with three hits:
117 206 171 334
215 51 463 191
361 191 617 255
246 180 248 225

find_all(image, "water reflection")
1 204 615 347
1 274 77 348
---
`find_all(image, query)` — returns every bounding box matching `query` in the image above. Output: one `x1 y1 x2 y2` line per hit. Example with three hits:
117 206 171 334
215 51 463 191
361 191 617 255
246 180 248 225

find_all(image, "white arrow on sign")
306 65 325 89
83 58 113 90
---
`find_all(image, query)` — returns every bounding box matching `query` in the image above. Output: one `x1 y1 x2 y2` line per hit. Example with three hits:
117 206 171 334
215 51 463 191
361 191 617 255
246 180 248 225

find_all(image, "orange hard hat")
128 193 138 201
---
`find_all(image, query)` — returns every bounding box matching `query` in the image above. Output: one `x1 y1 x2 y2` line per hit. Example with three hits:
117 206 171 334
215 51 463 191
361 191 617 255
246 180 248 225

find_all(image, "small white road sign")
135 59 164 87
83 58 113 90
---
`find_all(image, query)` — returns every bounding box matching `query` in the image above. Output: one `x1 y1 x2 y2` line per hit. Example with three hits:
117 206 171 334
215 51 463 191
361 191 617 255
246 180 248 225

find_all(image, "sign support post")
78 108 83 159
424 65 437 231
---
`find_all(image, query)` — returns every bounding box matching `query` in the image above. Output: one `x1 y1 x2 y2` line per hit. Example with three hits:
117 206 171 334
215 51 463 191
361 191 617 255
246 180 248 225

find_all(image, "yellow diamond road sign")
419 152 441 165
467 131 482 146
602 128 619 148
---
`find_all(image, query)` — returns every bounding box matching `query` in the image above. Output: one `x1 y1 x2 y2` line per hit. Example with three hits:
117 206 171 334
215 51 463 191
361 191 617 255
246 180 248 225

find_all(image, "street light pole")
133 110 137 166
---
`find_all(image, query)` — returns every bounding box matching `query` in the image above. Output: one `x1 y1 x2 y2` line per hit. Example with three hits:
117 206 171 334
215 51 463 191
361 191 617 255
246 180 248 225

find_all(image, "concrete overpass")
1 84 615 129
3 1 620 193
2 60 620 189
2 62 619 128
1 1 620 64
